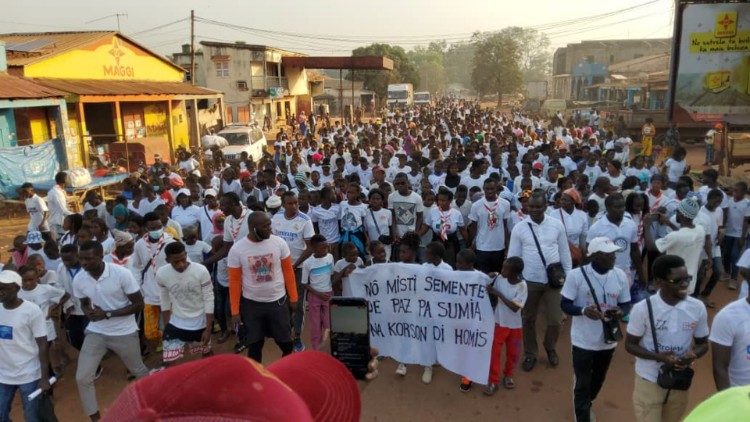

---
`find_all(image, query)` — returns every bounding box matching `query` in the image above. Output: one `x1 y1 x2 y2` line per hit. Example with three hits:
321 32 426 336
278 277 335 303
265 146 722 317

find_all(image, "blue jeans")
705 144 715 164
0 380 40 422
721 236 742 279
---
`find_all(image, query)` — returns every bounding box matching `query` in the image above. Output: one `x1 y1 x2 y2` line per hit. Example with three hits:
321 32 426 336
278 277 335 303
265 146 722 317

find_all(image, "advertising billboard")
671 2 750 124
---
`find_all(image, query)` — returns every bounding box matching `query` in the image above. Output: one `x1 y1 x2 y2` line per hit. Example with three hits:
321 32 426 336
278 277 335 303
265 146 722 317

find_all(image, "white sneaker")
422 366 433 384
396 363 407 376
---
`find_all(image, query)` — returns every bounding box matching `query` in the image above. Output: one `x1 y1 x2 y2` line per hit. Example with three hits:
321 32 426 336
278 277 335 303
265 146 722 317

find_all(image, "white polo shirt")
561 265 630 351
73 263 141 336
709 298 750 387
626 293 709 383
587 215 637 273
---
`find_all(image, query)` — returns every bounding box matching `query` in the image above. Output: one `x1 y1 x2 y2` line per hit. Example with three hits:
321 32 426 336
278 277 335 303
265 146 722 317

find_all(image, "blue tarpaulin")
0 138 63 199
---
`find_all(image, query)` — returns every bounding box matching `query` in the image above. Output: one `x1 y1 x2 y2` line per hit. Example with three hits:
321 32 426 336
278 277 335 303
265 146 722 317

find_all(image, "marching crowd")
0 98 749 421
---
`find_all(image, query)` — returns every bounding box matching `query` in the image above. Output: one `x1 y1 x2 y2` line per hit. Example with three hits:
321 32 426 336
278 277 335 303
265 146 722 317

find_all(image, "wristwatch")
105 312 112 319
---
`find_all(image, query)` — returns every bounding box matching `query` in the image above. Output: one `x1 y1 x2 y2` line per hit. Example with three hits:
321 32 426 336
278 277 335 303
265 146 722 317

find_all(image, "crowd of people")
0 97 748 421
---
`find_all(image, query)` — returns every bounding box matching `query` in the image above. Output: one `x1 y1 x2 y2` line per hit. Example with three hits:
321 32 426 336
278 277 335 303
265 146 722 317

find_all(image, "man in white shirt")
710 293 750 390
0 270 51 422
468 179 511 273
507 192 572 372
227 212 298 363
47 172 71 240
561 238 631 422
74 241 150 421
156 242 214 366
625 254 709 422
20 183 49 234
389 172 425 242
271 191 314 352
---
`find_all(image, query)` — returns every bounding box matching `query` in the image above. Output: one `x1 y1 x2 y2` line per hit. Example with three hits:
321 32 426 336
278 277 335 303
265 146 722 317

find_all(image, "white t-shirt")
490 276 527 329
709 298 750 387
550 208 589 246
339 202 368 232
664 158 686 183
25 194 49 232
468 198 511 252
185 240 212 264
221 179 242 197
655 226 707 295
626 293 709 383
725 198 750 237
271 212 315 266
310 204 341 243
388 191 425 236
422 261 453 271
227 235 291 302
73 263 142 336
363 208 393 242
198 206 219 242
0 300 46 384
587 216 638 273
335 257 364 296
18 284 65 341
301 254 334 293
223 208 252 243
424 207 464 236
172 205 202 231
460 174 487 192
46 185 69 227
157 263 214 331
132 234 176 305
561 266 630 351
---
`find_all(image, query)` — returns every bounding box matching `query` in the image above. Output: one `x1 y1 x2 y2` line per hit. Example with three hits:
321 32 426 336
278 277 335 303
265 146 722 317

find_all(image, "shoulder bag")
646 297 695 397
527 222 566 289
369 208 392 245
580 268 623 344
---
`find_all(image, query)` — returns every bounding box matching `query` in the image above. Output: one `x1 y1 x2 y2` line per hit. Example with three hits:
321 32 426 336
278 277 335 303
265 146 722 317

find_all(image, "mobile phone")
329 297 370 380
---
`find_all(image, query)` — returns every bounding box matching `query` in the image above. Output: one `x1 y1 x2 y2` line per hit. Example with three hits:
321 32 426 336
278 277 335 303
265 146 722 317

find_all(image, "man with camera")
561 237 631 422
625 255 709 422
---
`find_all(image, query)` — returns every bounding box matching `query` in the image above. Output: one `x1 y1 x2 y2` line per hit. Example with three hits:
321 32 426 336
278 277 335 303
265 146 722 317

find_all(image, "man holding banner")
507 192 572 372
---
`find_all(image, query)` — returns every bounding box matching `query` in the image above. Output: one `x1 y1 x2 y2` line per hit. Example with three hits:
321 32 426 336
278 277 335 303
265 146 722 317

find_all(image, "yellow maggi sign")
715 12 737 38
704 71 731 92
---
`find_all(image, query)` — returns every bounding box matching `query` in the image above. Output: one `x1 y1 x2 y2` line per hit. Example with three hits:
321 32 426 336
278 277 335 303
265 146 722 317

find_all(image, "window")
215 61 229 78
236 80 248 90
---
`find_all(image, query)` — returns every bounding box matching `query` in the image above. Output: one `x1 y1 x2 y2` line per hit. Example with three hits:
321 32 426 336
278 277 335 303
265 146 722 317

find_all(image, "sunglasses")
663 276 692 285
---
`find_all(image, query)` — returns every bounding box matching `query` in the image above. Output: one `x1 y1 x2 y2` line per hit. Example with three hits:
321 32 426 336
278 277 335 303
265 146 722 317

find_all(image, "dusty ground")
5 142 744 421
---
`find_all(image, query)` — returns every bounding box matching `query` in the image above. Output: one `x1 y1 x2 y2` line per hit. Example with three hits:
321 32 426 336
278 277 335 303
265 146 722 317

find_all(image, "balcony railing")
249 76 289 91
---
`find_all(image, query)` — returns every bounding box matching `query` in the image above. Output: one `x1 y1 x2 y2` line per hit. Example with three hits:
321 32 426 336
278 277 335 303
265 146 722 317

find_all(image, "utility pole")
190 10 196 85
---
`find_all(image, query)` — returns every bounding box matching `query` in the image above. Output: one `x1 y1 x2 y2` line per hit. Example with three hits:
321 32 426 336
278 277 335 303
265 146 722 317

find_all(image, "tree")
444 41 475 92
407 45 447 94
348 43 419 100
471 32 523 106
498 27 552 82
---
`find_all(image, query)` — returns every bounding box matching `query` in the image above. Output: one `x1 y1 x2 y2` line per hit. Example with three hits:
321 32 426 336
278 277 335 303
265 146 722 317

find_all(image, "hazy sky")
1 0 676 57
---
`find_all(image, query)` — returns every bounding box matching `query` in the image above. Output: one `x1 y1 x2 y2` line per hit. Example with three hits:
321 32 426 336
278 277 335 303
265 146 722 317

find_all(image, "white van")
204 123 267 162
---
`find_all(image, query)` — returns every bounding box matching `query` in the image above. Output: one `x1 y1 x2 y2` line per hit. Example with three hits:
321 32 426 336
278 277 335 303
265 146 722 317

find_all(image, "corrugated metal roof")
0 31 117 66
32 78 220 96
0 73 65 99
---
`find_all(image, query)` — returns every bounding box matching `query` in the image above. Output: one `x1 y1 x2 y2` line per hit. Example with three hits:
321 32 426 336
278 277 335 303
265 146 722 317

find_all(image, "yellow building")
1 31 224 169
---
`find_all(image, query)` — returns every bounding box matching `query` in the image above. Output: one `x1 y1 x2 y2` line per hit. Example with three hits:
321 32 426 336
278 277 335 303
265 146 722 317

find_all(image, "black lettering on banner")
364 280 380 296
390 298 411 314
453 328 488 347
386 274 418 294
423 277 487 299
417 299 432 317
436 300 482 321
367 299 381 314
432 325 445 342
387 322 428 341
370 322 384 337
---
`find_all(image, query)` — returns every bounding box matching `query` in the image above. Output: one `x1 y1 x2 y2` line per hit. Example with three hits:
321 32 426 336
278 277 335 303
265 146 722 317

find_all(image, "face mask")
148 229 163 240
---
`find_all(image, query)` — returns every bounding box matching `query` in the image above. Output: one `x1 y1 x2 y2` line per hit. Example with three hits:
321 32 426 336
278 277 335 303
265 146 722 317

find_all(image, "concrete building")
551 38 671 100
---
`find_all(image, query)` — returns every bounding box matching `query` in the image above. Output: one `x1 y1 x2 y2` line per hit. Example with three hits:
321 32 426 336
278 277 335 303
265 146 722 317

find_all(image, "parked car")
204 123 267 162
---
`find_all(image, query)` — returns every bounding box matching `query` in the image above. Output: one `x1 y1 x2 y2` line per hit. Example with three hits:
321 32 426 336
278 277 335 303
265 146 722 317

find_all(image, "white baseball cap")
0 270 22 286
204 189 218 198
587 237 622 255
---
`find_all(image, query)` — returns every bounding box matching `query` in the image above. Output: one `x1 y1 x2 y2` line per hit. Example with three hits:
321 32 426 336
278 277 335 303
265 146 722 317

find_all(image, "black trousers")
572 346 615 422
64 314 89 351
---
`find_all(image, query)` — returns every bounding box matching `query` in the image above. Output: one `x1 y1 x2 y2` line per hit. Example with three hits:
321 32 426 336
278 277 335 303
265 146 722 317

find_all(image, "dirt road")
6 142 742 421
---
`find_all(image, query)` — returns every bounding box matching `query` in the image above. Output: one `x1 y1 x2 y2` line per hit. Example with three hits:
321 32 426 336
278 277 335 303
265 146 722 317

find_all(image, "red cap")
532 162 543 170
103 352 361 422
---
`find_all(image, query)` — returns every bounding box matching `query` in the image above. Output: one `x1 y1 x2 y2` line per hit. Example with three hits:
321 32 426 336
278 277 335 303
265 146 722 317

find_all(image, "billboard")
671 2 750 124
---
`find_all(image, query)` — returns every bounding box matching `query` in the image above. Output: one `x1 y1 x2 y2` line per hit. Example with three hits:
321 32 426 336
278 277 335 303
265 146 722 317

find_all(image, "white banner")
349 263 494 384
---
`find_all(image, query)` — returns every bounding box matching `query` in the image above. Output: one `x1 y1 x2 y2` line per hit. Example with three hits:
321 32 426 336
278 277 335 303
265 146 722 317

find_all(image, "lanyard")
67 266 81 280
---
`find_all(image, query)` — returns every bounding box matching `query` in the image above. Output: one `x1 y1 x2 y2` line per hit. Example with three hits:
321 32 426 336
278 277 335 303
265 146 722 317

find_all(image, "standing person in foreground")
74 241 150 421
157 242 214 366
625 255 709 422
507 191 572 371
709 290 750 390
0 270 51 422
561 237 631 422
271 191 314 352
228 212 298 363
47 172 71 240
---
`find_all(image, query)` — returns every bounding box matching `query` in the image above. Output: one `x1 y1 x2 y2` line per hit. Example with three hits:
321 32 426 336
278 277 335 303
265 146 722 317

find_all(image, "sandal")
502 376 515 389
521 356 536 372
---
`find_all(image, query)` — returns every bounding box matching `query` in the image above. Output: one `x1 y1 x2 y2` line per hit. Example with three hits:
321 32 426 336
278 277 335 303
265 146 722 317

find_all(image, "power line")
129 18 188 37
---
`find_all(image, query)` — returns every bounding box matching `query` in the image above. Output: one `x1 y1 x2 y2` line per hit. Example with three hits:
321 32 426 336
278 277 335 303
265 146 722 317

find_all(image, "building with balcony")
172 41 314 127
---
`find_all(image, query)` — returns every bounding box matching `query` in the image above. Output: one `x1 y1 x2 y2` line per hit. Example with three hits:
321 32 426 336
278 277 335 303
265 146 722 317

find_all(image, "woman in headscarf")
113 203 130 231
